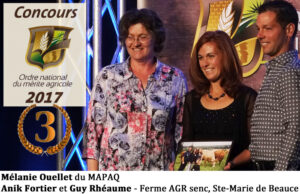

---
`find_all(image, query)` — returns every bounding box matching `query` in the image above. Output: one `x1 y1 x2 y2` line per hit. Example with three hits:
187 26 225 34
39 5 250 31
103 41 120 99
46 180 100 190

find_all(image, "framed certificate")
174 141 232 171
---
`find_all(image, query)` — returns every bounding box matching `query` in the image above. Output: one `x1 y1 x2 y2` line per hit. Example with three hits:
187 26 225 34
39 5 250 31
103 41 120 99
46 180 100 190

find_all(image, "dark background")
0 0 137 170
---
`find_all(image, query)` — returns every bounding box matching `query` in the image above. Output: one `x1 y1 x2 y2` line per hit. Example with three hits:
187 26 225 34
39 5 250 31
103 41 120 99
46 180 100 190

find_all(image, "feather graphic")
40 32 49 52
218 1 234 36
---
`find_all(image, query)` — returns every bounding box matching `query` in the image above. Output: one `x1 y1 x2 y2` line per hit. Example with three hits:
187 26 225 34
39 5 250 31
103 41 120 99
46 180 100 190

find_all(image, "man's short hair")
258 0 298 40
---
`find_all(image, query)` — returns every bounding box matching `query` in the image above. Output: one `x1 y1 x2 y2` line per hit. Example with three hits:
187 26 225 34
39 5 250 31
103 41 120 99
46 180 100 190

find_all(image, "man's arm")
275 68 300 170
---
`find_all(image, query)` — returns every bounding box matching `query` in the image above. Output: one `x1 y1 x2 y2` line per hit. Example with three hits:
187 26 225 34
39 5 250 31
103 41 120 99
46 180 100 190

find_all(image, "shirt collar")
266 50 298 70
123 57 162 81
123 58 133 80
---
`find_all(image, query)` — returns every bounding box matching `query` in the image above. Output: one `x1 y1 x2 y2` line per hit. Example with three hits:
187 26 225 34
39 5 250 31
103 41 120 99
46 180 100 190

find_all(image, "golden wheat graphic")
40 32 49 53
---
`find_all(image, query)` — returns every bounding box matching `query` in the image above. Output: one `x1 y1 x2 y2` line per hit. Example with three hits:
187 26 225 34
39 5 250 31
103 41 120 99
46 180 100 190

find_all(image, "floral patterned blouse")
82 58 187 170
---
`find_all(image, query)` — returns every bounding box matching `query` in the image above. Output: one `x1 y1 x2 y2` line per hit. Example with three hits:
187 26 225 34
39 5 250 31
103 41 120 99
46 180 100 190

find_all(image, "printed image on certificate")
174 141 232 171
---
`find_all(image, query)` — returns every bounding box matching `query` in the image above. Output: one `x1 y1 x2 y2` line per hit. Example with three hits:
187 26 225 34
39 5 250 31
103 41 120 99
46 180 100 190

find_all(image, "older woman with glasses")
83 9 187 171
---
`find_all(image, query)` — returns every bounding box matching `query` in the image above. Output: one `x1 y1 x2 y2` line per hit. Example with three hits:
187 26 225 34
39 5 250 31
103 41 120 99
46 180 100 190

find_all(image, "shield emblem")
193 0 270 77
26 26 73 70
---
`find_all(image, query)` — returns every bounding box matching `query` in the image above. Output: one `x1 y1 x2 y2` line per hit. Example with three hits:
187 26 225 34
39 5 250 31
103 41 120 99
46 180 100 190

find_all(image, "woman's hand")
169 162 174 171
224 162 232 170
87 159 99 171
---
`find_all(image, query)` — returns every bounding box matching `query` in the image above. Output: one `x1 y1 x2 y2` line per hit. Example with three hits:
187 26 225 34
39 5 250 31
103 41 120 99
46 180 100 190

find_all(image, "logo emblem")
26 26 73 70
193 0 270 77
18 104 72 155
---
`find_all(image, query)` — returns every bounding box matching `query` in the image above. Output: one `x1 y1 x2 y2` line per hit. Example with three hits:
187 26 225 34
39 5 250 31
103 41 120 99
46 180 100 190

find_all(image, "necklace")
207 92 225 101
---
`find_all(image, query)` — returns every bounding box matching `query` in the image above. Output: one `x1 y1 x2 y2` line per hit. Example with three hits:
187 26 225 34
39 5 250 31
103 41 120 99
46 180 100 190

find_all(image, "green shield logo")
26 26 73 70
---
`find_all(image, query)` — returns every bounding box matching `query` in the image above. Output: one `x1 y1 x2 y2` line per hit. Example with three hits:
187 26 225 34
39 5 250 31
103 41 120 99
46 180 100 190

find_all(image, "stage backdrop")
138 0 300 91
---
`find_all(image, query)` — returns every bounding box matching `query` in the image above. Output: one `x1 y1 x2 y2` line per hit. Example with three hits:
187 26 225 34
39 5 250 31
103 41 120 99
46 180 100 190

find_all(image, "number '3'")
35 111 56 143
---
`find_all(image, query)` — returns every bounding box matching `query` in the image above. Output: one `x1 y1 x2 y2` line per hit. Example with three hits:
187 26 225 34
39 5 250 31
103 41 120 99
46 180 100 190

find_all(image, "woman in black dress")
183 31 257 170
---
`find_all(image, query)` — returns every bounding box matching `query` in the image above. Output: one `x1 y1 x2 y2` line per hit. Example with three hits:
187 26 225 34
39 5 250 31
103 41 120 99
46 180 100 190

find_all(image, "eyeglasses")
126 35 150 44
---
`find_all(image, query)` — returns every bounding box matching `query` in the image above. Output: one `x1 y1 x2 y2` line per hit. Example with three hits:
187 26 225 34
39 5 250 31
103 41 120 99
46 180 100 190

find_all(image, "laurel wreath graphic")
218 1 234 36
17 104 72 155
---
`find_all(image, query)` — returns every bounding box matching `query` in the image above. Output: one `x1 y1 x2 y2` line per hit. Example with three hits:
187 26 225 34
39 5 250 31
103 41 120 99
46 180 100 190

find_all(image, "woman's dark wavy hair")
190 31 243 98
258 0 298 40
119 9 165 53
